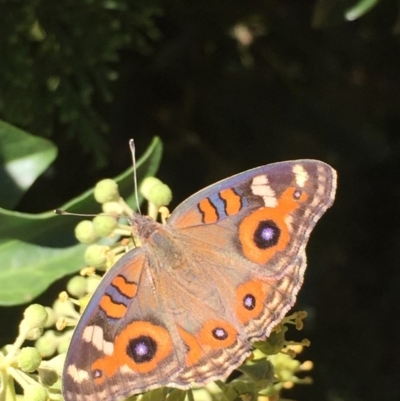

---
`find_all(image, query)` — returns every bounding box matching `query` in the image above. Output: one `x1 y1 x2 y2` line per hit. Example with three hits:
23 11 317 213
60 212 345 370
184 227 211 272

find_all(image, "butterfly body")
63 160 337 401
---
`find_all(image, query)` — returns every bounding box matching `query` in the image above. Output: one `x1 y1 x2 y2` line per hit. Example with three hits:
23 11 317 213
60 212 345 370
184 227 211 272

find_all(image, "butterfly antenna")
129 139 141 214
54 209 99 217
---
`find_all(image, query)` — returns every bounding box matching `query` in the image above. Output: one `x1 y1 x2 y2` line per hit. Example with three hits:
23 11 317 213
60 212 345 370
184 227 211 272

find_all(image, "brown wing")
62 249 187 401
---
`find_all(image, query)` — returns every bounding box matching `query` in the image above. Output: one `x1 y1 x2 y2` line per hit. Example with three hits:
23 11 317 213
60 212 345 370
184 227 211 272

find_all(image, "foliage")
0 125 162 305
0 0 384 167
0 0 161 166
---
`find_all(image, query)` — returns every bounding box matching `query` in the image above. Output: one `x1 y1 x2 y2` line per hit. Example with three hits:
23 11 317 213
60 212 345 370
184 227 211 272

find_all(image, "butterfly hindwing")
63 250 185 401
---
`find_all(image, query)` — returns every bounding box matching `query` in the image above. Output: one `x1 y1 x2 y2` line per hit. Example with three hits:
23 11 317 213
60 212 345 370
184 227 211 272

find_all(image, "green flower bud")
35 331 58 358
43 307 56 328
102 201 123 215
25 327 44 341
139 177 163 199
18 347 42 372
94 179 120 203
84 245 109 268
57 338 70 354
66 276 87 298
23 304 48 328
52 299 79 319
86 276 101 294
92 215 118 237
19 304 48 340
279 367 293 381
74 220 98 244
148 183 172 207
24 384 48 401
270 352 300 381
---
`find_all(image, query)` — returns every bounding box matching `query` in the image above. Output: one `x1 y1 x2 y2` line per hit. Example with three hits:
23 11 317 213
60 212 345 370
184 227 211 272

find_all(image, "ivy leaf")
0 137 163 305
0 119 57 209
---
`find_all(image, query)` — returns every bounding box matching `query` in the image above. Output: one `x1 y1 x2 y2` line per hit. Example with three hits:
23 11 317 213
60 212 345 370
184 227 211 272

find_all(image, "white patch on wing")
251 175 277 207
82 325 114 355
82 325 95 343
103 340 114 355
120 364 133 373
293 165 309 188
285 215 293 230
67 364 89 383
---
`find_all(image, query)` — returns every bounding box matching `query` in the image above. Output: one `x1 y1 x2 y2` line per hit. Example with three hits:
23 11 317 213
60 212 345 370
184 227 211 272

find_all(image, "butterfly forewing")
168 160 336 276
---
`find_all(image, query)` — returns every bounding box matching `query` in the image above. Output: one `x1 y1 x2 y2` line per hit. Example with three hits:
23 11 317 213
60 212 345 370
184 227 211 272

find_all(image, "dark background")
1 1 400 400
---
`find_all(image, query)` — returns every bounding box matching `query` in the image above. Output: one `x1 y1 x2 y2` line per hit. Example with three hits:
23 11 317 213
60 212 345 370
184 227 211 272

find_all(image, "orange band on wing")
198 198 218 223
220 188 242 215
112 275 138 299
99 294 127 319
178 326 204 367
92 356 119 385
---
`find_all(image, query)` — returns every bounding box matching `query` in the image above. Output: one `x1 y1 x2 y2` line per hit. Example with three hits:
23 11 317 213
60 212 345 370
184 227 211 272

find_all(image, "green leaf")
140 387 169 401
345 0 380 21
0 119 57 209
0 137 163 305
253 328 287 355
312 0 381 28
0 241 87 304
166 389 187 401
236 358 274 384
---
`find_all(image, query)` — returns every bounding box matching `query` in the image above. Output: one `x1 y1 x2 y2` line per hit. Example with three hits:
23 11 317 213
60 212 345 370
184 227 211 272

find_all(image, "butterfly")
62 159 337 401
